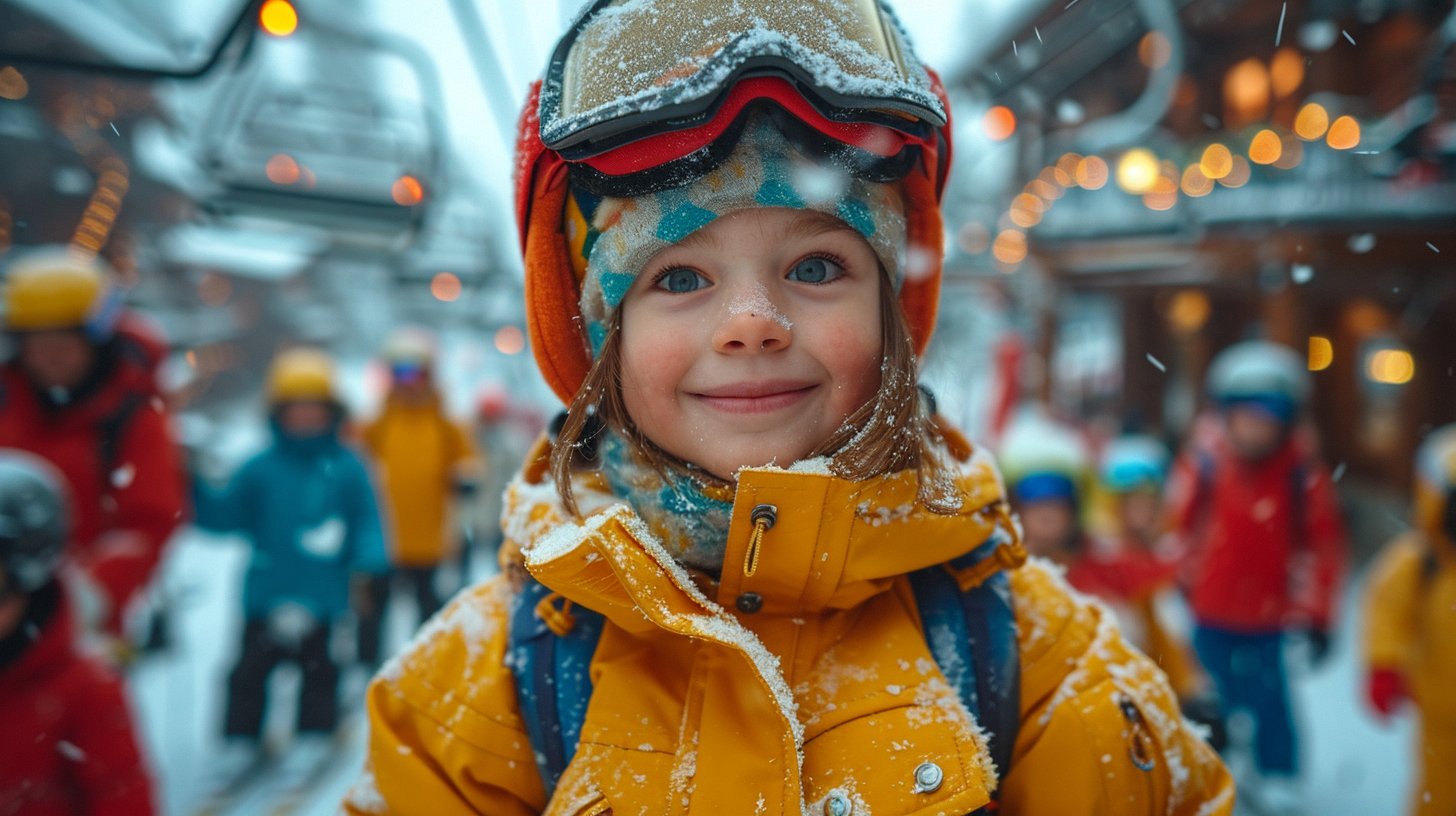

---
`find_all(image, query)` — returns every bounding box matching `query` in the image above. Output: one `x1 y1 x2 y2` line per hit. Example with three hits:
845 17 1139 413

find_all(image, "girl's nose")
712 288 792 353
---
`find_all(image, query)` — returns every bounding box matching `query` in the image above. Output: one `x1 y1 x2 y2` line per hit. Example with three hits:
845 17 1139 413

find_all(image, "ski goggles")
539 0 947 196
390 363 428 386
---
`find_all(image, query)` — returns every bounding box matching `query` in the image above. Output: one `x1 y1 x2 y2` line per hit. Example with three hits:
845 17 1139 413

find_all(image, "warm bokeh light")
1181 164 1214 197
259 0 298 36
392 175 425 206
1013 192 1049 213
0 66 27 100
982 106 1017 141
430 272 462 302
1116 148 1160 194
1223 58 1271 124
1367 349 1414 384
1056 153 1083 182
1218 155 1251 187
1008 201 1042 228
1294 103 1329 140
1168 290 1211 333
956 221 991 255
1273 134 1303 169
992 229 1028 264
1200 144 1233 179
265 154 300 184
1327 116 1361 149
494 326 525 355
1142 177 1178 210
1138 32 1172 69
1308 336 1334 371
1249 129 1282 165
1038 167 1070 192
1270 47 1304 98
1027 179 1062 201
1075 156 1109 189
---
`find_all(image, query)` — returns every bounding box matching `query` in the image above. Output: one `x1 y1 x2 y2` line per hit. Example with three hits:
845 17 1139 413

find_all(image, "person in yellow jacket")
1364 424 1456 816
356 327 477 665
342 4 1232 813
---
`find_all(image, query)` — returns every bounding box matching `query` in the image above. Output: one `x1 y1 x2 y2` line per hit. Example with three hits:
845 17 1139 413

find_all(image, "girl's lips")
689 381 817 415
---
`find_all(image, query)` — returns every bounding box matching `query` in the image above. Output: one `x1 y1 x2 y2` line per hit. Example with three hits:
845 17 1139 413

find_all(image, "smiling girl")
345 3 1232 815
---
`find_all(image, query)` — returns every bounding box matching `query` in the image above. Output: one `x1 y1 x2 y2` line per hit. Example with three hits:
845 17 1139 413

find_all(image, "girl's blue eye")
658 268 709 293
787 257 842 284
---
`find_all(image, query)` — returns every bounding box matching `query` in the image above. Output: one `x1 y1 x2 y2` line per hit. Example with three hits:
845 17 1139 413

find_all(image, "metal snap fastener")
823 791 852 816
735 592 763 614
912 761 943 793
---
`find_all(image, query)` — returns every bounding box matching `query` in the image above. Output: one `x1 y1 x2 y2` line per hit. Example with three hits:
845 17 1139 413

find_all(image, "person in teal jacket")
193 349 386 779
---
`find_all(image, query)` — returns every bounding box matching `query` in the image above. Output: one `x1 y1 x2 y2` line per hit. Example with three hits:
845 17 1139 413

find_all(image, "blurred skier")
998 411 1090 567
0 248 187 642
355 327 477 666
192 348 387 785
1363 424 1456 816
1072 435 1223 744
0 450 156 815
1167 340 1347 813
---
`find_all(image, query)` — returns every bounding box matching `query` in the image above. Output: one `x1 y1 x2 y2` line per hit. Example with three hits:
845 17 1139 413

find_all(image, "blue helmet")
1100 435 1170 494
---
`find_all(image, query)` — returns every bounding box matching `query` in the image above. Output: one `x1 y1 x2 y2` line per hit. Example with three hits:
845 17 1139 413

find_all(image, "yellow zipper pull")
742 504 777 578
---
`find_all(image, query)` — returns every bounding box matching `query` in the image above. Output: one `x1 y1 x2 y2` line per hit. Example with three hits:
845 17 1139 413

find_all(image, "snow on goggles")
539 0 946 158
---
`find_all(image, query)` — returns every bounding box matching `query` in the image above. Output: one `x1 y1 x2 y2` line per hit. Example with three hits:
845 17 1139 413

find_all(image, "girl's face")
618 208 884 481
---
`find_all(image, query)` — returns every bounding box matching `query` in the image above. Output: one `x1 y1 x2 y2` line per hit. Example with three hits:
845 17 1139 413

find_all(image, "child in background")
997 412 1090 568
357 327 478 667
346 3 1231 813
1364 424 1456 816
193 349 387 785
0 450 156 815
1167 340 1347 815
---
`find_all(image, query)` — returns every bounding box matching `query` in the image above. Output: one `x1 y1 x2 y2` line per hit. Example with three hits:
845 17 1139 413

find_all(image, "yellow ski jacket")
363 395 476 568
344 441 1232 816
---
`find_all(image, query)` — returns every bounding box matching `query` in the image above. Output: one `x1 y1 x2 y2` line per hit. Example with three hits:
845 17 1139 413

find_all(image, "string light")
259 0 298 36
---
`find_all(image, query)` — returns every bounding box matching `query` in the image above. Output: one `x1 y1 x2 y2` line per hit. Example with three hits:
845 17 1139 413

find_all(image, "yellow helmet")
266 348 338 405
2 247 119 337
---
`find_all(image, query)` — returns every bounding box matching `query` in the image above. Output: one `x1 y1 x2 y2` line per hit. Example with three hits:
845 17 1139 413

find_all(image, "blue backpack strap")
507 576 606 801
910 535 1022 806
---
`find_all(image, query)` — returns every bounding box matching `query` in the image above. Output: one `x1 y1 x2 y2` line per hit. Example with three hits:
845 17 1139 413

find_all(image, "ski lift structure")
194 17 447 248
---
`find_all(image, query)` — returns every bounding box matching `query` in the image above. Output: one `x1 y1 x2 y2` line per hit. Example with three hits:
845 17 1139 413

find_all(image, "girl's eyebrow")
783 210 855 241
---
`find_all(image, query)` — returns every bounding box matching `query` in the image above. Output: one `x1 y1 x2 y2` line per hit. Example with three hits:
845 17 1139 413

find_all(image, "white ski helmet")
380 326 437 368
1414 424 1456 545
0 450 69 594
1206 340 1310 422
1100 434 1171 493
998 411 1090 505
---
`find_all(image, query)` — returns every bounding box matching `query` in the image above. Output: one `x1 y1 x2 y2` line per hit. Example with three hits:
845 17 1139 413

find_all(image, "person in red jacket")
0 449 157 815
0 248 187 639
1166 341 1347 814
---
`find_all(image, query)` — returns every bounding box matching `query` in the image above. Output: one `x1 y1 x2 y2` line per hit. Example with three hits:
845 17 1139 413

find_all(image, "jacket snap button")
912 761 943 793
735 592 763 614
823 791 852 816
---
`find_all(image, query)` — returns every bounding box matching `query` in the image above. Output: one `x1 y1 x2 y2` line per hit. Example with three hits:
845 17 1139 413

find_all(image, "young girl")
346 3 1231 814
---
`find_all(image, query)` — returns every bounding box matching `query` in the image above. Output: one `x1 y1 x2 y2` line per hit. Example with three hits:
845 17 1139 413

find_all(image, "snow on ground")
1290 570 1416 816
127 529 499 815
128 530 1417 815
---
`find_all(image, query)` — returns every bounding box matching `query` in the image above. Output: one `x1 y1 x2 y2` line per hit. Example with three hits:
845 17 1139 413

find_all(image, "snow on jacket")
1166 419 1347 632
193 421 388 621
363 395 476 567
1364 523 1456 723
0 582 156 815
343 440 1232 816
0 336 187 634
1066 540 1200 698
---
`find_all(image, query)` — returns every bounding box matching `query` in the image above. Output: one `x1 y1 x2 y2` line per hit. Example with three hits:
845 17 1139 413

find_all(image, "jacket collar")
515 443 1009 628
